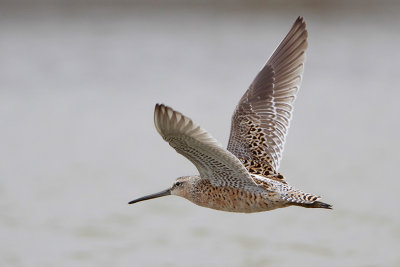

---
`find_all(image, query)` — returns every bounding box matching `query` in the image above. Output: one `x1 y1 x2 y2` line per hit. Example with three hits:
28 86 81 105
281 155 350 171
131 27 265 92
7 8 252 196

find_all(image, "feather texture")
227 16 308 171
154 104 258 189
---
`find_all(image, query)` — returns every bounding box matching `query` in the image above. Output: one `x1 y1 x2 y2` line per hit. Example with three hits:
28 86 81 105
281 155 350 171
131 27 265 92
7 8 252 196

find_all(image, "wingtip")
155 103 164 112
295 16 306 25
154 103 165 134
154 103 162 119
293 16 307 36
154 103 173 114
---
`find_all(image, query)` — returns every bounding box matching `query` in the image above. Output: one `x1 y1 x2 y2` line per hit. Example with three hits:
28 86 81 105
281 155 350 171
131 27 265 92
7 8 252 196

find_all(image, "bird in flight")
129 17 332 213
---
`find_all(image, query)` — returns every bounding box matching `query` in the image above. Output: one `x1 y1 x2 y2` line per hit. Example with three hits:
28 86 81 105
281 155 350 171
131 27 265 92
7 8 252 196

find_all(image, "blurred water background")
1 0 400 266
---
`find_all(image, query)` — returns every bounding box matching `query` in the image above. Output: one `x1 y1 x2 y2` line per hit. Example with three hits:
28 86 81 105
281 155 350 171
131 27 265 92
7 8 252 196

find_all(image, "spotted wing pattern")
154 104 258 189
227 17 308 172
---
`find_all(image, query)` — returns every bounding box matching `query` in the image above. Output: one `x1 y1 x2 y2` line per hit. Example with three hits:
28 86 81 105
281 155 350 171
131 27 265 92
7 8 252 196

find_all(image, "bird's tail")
291 201 332 210
282 188 332 210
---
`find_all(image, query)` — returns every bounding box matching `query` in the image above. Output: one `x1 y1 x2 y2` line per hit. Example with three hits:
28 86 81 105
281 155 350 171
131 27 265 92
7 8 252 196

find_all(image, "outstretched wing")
154 104 257 189
227 16 308 171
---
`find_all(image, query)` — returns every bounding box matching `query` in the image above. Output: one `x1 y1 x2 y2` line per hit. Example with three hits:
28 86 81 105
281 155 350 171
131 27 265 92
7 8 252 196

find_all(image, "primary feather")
227 17 308 172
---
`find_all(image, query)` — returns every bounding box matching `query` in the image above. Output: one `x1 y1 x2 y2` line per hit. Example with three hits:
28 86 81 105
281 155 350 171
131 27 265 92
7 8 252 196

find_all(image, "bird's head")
128 176 198 205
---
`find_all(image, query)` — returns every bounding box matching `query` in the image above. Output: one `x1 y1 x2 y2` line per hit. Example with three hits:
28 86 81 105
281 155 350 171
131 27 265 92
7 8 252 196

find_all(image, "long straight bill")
128 188 171 204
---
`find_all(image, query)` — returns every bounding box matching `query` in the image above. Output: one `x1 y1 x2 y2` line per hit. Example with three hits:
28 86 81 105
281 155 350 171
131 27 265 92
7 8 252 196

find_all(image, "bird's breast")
188 180 287 213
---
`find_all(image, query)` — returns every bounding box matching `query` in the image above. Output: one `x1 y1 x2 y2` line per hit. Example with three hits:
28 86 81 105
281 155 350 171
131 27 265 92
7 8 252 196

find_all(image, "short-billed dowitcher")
129 17 332 212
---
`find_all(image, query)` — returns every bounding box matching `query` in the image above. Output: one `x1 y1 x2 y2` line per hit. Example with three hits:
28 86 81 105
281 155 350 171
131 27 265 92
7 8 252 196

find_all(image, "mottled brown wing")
227 17 308 171
154 104 258 189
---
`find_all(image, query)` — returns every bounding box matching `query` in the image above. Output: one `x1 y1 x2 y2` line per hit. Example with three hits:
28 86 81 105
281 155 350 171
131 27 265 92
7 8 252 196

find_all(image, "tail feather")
291 201 332 210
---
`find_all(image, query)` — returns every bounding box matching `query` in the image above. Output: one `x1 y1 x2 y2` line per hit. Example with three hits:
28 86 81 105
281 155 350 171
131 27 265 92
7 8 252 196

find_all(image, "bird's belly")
191 187 288 213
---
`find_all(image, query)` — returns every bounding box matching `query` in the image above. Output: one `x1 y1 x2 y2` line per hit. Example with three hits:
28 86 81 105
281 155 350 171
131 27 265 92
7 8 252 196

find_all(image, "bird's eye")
175 182 182 187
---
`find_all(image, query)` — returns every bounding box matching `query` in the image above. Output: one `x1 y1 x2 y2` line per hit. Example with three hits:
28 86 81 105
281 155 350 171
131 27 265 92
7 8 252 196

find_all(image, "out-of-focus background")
1 0 399 266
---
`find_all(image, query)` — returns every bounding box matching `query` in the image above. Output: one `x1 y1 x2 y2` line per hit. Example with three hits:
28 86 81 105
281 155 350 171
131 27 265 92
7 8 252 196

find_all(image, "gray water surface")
1 2 400 266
